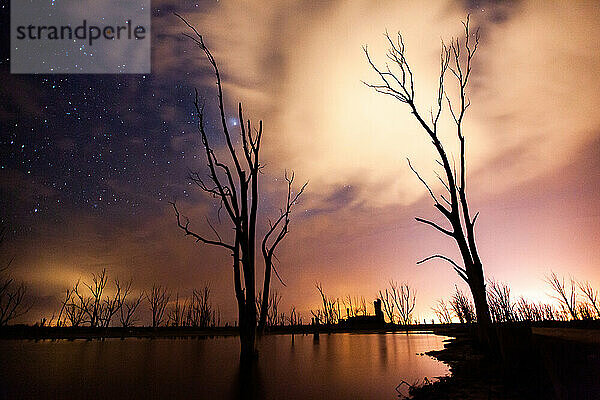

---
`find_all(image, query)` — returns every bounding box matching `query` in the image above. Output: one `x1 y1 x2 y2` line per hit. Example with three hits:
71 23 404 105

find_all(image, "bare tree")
258 172 306 332
342 295 366 318
378 285 397 324
487 279 515 323
546 271 578 320
432 299 453 324
171 13 305 362
57 270 126 328
450 285 476 324
146 284 170 328
0 266 29 326
0 228 30 326
287 305 301 326
578 281 600 319
118 280 143 327
186 285 214 328
167 292 188 327
314 283 341 324
364 16 494 346
392 281 416 326
71 269 108 328
256 289 283 328
57 282 86 327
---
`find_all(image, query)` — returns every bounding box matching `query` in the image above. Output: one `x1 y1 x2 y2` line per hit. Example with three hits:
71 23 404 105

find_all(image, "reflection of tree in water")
235 362 264 400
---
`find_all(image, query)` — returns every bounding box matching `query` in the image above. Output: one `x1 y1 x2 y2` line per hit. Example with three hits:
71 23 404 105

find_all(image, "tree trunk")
239 305 257 364
257 256 272 334
468 266 495 351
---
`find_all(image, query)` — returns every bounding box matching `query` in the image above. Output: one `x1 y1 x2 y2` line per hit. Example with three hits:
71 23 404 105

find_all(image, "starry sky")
2 0 600 324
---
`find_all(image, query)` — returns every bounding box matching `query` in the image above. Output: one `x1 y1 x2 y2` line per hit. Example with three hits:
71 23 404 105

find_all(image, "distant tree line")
2 266 600 328
432 272 600 324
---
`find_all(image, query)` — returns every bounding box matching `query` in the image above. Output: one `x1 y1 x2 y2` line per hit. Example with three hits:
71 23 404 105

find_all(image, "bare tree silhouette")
364 16 494 347
0 267 29 326
57 270 128 328
546 271 578 320
314 283 342 325
0 228 30 326
256 289 282 328
450 285 476 324
117 279 143 328
393 282 416 326
57 282 86 327
487 279 515 323
185 285 214 328
258 172 306 333
171 13 306 362
146 284 170 328
578 280 600 319
378 284 397 324
168 292 187 327
432 299 453 324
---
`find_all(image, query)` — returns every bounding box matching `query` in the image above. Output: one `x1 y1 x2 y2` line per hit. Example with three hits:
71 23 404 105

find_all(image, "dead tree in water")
378 285 397 324
186 286 214 328
393 282 416 326
0 228 31 326
364 16 494 348
256 289 282 327
146 284 170 328
258 172 306 333
118 279 143 327
171 14 306 362
0 266 29 326
314 283 341 324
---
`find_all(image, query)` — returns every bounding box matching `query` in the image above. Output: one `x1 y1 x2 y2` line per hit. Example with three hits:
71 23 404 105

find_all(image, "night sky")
2 1 600 324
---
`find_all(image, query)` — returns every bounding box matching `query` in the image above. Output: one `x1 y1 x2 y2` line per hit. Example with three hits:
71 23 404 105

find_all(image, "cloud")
170 0 600 208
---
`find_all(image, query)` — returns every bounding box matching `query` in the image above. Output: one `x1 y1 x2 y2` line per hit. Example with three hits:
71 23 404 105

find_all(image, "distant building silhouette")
341 299 385 328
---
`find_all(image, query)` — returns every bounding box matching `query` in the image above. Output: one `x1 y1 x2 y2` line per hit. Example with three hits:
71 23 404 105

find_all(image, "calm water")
0 332 449 400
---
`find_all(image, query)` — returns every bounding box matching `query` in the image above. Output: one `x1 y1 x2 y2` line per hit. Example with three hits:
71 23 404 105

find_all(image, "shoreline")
412 326 600 399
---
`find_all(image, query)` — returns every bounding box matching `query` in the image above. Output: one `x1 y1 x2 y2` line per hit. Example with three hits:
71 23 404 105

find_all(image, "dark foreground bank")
410 326 600 399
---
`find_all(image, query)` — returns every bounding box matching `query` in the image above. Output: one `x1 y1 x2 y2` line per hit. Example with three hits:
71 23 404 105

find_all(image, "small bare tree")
256 289 283 327
378 285 397 324
57 282 86 327
168 292 187 327
0 229 30 326
314 283 341 324
0 266 29 326
578 281 600 319
146 284 170 328
546 272 578 320
365 16 494 346
72 269 108 328
392 282 416 326
432 299 453 324
287 305 300 326
118 280 143 328
450 285 475 324
186 285 213 328
487 279 515 323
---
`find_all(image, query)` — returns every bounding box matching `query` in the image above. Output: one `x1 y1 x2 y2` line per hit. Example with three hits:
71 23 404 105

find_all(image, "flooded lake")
0 332 449 399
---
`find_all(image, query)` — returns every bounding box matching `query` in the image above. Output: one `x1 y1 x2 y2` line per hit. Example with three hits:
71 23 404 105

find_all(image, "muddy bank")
410 326 600 399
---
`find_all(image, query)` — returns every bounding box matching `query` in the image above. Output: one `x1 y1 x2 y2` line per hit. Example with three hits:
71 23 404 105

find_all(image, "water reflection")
0 333 449 400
